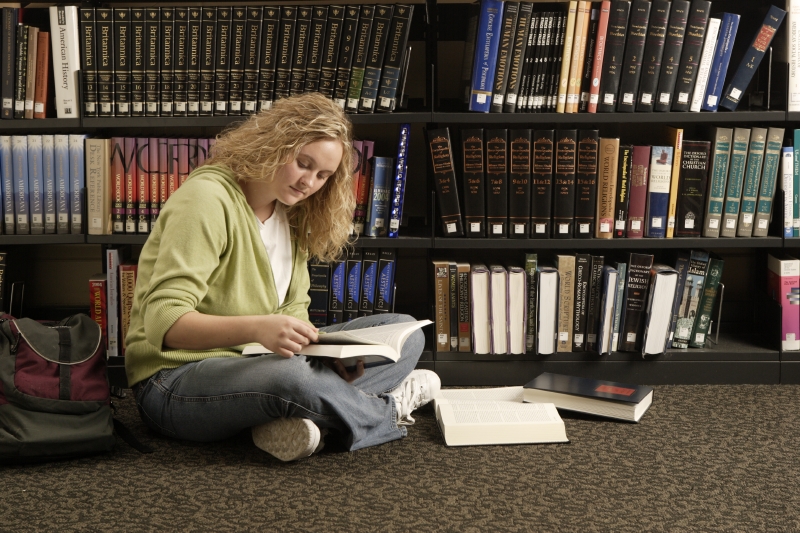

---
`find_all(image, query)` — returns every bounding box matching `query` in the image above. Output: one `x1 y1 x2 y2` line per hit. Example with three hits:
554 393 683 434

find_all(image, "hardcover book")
131 9 146 116
578 6 600 112
86 138 110 236
753 127 786 237
257 7 280 110
48 6 81 118
346 5 376 112
595 137 619 239
328 256 346 325
687 16 720 112
11 136 28 234
664 127 684 237
186 9 202 115
114 9 132 117
352 140 374 235
213 7 233 114
566 1 591 114
358 249 378 318
27 136 43 235
675 140 711 237
0 9 14 120
469 0 504 112
490 1 520 113
552 130 577 238
69 135 87 235
486 129 508 238
645 146 674 238
94 13 112 117
615 0 651 112
449 262 459 351
611 261 627 352
767 254 800 351
525 254 538 354
508 129 532 238
160 8 176 117
627 145 651 239
23 26 37 119
572 253 591 351
343 249 362 322
461 129 486 237
585 255 605 352
144 8 161 117
387 123 411 237
537 265 559 355
80 9 98 117
359 5 395 113
613 144 633 238
531 129 555 238
227 8 247 113
376 5 414 113
688 256 723 348
619 252 654 352
556 254 576 353
54 135 70 234
555 1 577 114
702 128 734 238
331 6 358 107
433 260 450 352
733 128 768 237
672 250 709 349
667 251 690 349
573 130 599 237
367 157 393 237
634 0 670 112
427 128 464 237
587 1 611 113
457 262 472 352
653 0 690 112
0 137 11 233
242 6 263 114
596 1 631 113
308 258 329 327
173 8 190 116
700 12 739 112
670 0 711 112
42 136 55 234
374 248 396 314
641 264 679 355
137 137 151 234
318 6 345 99
597 264 619 355
503 2 533 113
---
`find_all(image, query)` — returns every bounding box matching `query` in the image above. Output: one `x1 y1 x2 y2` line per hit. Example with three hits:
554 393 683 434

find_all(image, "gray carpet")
2 385 799 532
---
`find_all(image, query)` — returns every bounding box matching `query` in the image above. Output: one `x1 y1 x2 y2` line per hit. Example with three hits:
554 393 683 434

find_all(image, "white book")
489 264 508 355
783 147 794 238
507 265 526 355
689 17 721 112
49 6 81 118
106 248 122 358
642 265 679 356
597 267 618 356
470 264 491 355
537 267 558 355
788 0 800 111
434 386 524 406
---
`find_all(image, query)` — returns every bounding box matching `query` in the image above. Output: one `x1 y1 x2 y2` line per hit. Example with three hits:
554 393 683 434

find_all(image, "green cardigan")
124 165 311 387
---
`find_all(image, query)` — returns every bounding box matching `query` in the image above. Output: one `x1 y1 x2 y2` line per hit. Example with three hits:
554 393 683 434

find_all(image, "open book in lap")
242 319 432 368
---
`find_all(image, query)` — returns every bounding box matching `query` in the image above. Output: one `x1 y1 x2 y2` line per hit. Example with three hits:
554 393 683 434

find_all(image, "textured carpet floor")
2 385 800 532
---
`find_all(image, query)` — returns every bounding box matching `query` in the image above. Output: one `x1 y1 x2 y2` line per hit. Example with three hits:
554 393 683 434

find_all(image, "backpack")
0 313 148 462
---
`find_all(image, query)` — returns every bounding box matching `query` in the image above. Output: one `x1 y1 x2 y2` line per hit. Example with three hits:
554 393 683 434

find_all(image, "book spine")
332 6 360 108
785 147 795 239
49 6 81 118
793 128 800 236
0 136 10 233
531 129 554 237
42 135 55 234
158 138 169 216
546 12 567 112
578 7 600 112
556 254 575 352
733 129 767 237
574 129 599 237
258 7 280 111
367 156 393 237
626 145 650 238
387 123 410 237
343 249 362 322
486 128 508 238
525 254 538 353
457 262 472 352
553 130 577 238
94 13 112 117
54 135 70 234
328 257 346 325
508 129 531 238
433 260 450 352
11 136 28 233
614 144 633 238
80 9 98 117
768 256 800 350
213 7 232 115
596 1 631 113
595 136 619 238
427 129 464 236
689 257 723 348
114 9 132 117
654 0 690 112
242 7 263 115
460 3 481 106
23 26 35 119
469 0 504 112
304 7 328 98
110 137 124 233
319 6 345 100
167 138 178 198
290 6 313 100
666 252 689 348
308 259 330 327
634 0 669 112
644 146 674 238
148 137 159 227
521 12 543 112
555 1 578 114
675 140 712 237
359 5 394 113
89 277 107 349
670 0 711 111
620 253 654 352
119 263 138 356
86 138 106 236
615 0 651 112
673 250 709 348
173 8 189 117
145 8 161 117
186 9 201 116
753 127 787 237
585 255 605 352
588 1 611 113
719 5 786 111
199 8 216 116
374 248 396 314
123 137 137 234
136 137 151 234
504 3 532 113
462 129 486 237
274 7 298 103
573 253 591 350
566 2 589 114
449 262 458 350
688 17 721 113
345 5 373 111
105 248 121 357
490 2 519 113
665 127 683 237
130 9 146 117
227 8 246 114
1 9 15 119
68 135 86 235
353 140 373 235
376 5 414 113
13 25 27 120
703 128 734 238
611 262 626 352
701 13 739 112
358 249 377 317
27 136 43 234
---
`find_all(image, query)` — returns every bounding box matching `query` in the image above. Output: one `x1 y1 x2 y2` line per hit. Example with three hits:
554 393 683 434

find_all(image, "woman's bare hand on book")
259 315 319 358
322 359 365 383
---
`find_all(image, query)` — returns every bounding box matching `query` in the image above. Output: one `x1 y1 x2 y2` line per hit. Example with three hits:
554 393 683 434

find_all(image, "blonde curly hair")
205 93 355 262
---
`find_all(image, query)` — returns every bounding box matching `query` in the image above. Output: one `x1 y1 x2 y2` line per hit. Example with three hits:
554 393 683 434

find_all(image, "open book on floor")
242 319 432 368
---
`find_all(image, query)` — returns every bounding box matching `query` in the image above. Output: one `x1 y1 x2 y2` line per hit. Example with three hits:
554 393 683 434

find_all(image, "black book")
675 140 711 237
173 8 189 117
635 0 671 112
461 128 486 237
130 9 146 117
358 249 378 317
509 129 532 238
1 8 16 119
303 6 328 96
345 5 375 112
213 7 232 115
358 5 394 113
332 6 360 107
671 0 711 112
426 127 464 237
653 0 690 112
13 24 27 120
79 8 98 117
486 128 509 238
343 248 362 322
290 7 313 98
578 6 600 112
546 12 567 112
530 129 554 238
620 252 654 352
517 12 540 113
376 4 414 113
319 5 346 99
242 6 263 115
525 12 546 112
616 0 651 112
257 7 280 111
490 1 519 113
145 8 161 117
160 7 175 117
274 6 297 102
114 9 132 117
552 130 577 239
574 129 599 238
585 255 605 352
614 144 634 238
374 249 397 313
308 258 330 327
539 12 558 112
597 1 631 113
227 8 246 115
328 255 346 325
503 2 532 113
573 253 591 351
199 8 217 116
95 12 114 118
185 9 201 116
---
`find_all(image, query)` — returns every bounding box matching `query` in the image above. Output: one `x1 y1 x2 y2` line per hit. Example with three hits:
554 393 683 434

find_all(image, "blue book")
11 136 29 234
54 134 71 234
387 123 410 238
719 5 785 111
795 129 800 237
358 249 379 317
42 135 56 234
596 265 619 356
367 156 393 237
700 12 739 112
783 146 794 239
327 257 346 325
753 127 786 237
0 136 13 235
69 134 88 234
374 248 396 313
468 0 504 112
27 135 44 235
644 146 673 238
343 249 362 322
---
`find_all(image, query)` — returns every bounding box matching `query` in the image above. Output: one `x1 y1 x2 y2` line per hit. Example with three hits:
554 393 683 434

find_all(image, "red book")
33 31 49 119
88 274 107 355
118 263 138 357
587 0 611 113
124 138 138 234
158 138 169 213
626 145 651 238
111 138 126 234
353 140 374 235
148 138 160 227
136 137 150 234
168 138 179 196
178 138 189 186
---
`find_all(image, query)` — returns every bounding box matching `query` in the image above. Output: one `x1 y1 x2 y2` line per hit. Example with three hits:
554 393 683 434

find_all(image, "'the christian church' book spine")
675 139 711 237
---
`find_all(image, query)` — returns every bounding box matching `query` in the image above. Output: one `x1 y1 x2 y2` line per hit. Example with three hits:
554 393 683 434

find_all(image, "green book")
688 257 724 348
752 127 786 237
735 128 768 237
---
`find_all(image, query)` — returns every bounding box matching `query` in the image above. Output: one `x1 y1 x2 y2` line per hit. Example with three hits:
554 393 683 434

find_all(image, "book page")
436 387 524 402
317 320 431 351
439 400 562 425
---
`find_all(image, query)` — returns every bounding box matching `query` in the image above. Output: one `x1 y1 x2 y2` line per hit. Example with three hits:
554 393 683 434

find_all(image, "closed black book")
358 5 394 113
80 8 98 117
531 129 554 238
343 248 362 322
186 8 202 116
213 7 232 115
319 5 346 99
303 6 328 96
199 8 216 116
670 0 710 112
490 1 519 113
173 8 189 117
509 129 532 238
345 5 374 112
614 144 634 237
0 8 16 119
620 252 654 352
553 130 577 239
585 254 605 352
515 11 538 113
144 7 161 117
374 249 397 313
290 6 313 98
486 128 509 238
578 6 600 112
675 139 711 237
546 11 567 112
113 9 131 117
257 7 280 111
525 12 546 112
332 6 360 107
160 8 175 117
616 0 651 112
635 0 671 112
274 6 297 102
426 127 464 237
536 12 557 112
242 6 263 115
461 128 486 237
130 9 146 117
573 253 591 351
652 0 690 112
227 7 246 114
328 256 346 325
307 258 330 327
597 1 631 113
95 13 114 117
13 24 27 120
358 249 378 317
574 129 599 237
503 2 532 113
376 5 414 113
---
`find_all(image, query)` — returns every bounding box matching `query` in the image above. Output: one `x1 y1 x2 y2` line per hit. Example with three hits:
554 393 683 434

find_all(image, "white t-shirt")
255 205 292 305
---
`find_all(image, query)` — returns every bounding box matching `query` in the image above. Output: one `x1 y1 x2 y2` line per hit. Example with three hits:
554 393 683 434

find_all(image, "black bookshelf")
0 118 82 131
433 236 784 249
430 111 787 124
0 234 85 244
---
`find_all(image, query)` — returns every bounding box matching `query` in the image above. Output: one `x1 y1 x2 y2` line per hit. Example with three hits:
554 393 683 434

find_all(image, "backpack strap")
113 418 154 454
57 327 71 400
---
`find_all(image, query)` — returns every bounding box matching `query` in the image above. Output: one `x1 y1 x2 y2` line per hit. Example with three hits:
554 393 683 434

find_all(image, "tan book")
24 26 37 119
664 127 684 238
566 1 590 113
33 31 49 119
595 137 620 238
119 262 138 355
556 1 578 113
555 254 575 353
433 260 451 353
86 138 112 235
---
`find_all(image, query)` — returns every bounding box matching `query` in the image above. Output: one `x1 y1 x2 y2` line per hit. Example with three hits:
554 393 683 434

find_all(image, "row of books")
769 254 800 352
465 0 785 114
89 248 137 358
78 4 414 118
428 125 786 239
434 250 724 357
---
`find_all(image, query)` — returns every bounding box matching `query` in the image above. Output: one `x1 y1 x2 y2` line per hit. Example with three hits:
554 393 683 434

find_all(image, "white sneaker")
388 370 441 426
251 418 326 462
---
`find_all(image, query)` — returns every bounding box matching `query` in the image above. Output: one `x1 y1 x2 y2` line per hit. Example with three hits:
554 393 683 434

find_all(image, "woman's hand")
257 315 319 358
322 358 365 383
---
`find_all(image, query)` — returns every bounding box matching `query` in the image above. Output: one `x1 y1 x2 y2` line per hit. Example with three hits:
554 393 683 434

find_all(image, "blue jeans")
133 313 425 451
